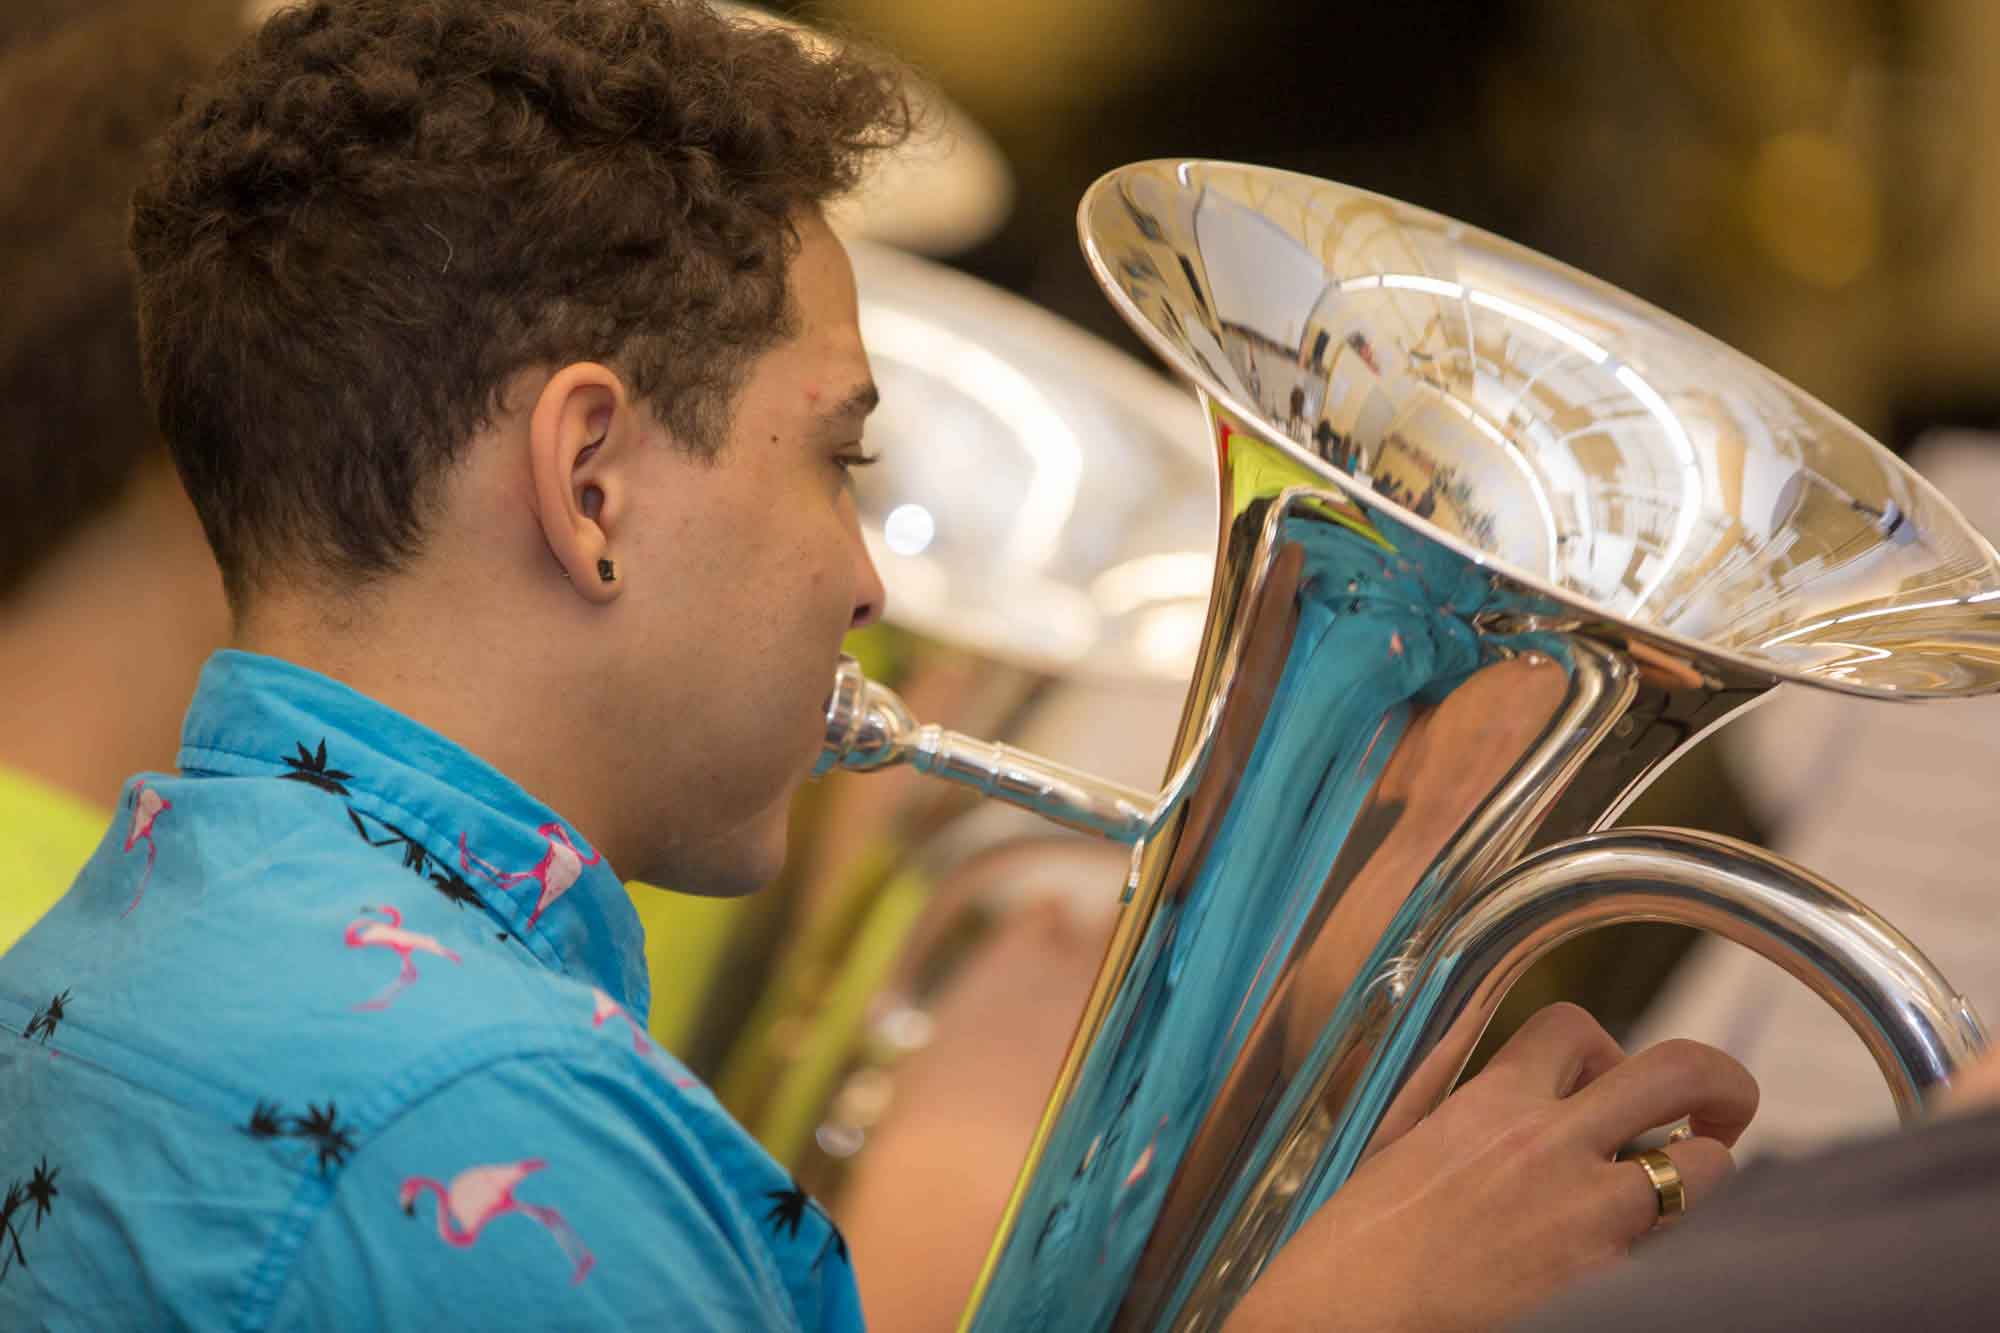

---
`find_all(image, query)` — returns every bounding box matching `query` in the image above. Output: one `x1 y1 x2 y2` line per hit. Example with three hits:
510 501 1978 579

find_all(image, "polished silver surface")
1179 827 1986 1322
1400 828 1985 1123
1086 160 2000 698
848 241 1215 682
818 654 1156 843
812 160 1999 1333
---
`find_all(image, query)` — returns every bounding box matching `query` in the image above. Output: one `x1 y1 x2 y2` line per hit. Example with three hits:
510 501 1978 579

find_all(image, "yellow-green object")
712 834 938 1166
753 863 932 1165
0 766 108 955
840 620 908 683
628 883 752 1054
714 838 901 1112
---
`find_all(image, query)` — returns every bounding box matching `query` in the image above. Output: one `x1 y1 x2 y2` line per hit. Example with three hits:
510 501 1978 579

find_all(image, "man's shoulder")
3 765 660 1134
2 908 802 1333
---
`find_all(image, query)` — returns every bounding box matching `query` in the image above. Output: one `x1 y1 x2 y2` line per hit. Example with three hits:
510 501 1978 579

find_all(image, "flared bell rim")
1078 158 2000 701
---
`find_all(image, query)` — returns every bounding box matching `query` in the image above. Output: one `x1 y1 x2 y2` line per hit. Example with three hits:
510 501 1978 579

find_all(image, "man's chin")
640 827 788 900
671 861 777 899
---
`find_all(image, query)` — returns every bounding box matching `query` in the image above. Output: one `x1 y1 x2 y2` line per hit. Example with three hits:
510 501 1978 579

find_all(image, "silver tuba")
819 160 2000 1332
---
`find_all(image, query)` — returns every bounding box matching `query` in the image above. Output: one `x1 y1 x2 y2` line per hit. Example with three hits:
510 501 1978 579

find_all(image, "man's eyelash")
837 452 881 468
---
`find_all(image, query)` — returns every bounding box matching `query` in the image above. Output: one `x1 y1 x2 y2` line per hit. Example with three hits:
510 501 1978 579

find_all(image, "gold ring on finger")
1629 1147 1686 1227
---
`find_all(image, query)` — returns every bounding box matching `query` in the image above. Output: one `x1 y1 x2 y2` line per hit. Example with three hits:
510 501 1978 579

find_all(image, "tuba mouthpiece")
815 654 1156 842
815 654 920 777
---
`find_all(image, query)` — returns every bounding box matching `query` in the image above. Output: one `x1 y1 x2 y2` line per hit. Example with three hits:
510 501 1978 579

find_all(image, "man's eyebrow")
822 381 880 421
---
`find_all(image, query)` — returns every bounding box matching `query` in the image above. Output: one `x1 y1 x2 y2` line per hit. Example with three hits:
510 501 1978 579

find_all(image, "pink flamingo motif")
590 986 652 1055
459 823 600 931
400 1158 595 1284
589 988 697 1088
344 905 462 1011
120 782 171 917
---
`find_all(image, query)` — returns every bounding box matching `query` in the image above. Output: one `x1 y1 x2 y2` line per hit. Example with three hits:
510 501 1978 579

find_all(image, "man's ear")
527 362 633 605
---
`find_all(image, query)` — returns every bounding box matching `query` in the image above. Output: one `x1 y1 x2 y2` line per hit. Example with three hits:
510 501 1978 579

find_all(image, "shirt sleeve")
261 1041 807 1333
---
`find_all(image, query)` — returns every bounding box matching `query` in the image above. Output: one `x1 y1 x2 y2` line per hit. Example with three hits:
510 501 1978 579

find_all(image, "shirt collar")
176 649 650 1016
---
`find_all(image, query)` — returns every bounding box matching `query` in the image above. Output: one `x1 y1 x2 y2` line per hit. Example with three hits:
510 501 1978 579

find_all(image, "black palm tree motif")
0 1176 24 1264
764 1184 809 1240
0 1159 58 1284
348 810 430 873
348 808 494 920
243 1100 286 1139
426 866 486 911
290 1102 356 1174
0 1181 25 1281
21 990 68 1044
24 1160 57 1228
762 1180 848 1264
279 739 354 797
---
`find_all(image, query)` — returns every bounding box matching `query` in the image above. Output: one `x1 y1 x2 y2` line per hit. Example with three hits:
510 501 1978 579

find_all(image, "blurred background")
799 0 1999 450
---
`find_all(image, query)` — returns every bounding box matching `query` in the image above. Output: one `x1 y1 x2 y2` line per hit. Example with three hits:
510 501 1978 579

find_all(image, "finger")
1566 1038 1760 1153
1479 1002 1625 1099
1601 1137 1735 1245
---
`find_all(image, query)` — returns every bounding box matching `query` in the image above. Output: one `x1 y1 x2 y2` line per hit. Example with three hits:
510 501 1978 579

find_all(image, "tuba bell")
818 160 2000 1331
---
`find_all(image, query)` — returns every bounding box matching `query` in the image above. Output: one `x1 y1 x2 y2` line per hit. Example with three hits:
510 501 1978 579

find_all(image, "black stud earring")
597 558 617 584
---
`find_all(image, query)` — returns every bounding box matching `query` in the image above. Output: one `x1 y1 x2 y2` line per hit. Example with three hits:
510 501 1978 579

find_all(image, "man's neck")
0 466 231 811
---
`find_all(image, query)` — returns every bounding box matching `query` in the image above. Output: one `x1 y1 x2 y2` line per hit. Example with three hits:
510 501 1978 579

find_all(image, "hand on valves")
1226 1003 1757 1332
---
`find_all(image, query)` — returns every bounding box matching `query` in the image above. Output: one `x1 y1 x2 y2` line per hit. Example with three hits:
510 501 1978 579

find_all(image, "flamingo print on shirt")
588 988 698 1089
459 823 600 931
120 782 171 917
344 905 462 1011
399 1158 595 1285
590 987 651 1055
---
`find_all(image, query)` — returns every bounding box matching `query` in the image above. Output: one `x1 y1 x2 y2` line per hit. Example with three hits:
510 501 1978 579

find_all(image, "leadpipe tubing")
817 654 1156 843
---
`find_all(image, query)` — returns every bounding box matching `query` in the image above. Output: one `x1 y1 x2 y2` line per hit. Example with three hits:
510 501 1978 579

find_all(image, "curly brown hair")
0 0 246 602
131 0 911 613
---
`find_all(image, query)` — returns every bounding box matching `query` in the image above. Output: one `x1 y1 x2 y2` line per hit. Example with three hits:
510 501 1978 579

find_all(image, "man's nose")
850 537 886 630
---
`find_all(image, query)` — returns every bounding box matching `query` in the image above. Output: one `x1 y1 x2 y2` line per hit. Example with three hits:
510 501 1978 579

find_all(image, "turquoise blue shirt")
0 651 860 1331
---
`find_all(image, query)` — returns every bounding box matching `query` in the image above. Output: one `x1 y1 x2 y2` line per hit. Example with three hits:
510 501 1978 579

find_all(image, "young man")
0 2 1757 1328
